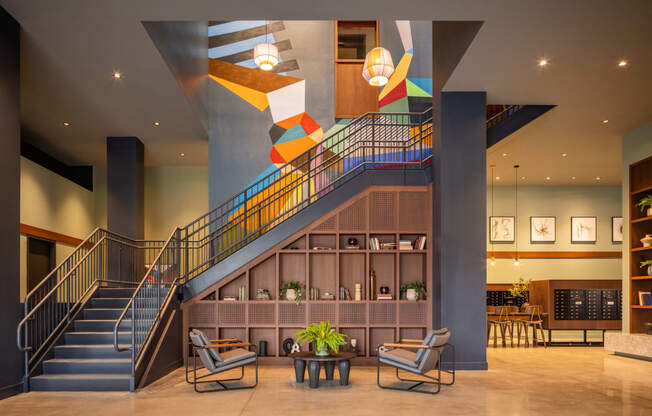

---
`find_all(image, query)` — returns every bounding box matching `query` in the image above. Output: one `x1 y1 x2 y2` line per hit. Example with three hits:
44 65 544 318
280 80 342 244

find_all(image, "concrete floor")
2 347 652 415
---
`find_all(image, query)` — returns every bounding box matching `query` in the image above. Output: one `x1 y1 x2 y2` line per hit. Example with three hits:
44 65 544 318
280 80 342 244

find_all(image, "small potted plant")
636 194 652 217
295 321 347 356
400 281 426 301
641 260 652 276
280 281 304 305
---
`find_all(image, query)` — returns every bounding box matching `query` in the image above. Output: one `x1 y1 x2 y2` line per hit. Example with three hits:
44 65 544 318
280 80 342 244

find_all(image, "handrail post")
419 114 423 168
130 299 135 391
371 114 376 168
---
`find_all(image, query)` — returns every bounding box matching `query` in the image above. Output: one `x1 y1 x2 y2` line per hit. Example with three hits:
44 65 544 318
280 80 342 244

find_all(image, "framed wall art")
571 216 597 243
490 216 515 243
612 216 623 243
530 216 556 243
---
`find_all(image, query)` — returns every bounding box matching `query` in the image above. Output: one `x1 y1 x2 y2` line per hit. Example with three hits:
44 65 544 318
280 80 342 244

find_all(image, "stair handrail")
487 104 523 128
113 228 181 377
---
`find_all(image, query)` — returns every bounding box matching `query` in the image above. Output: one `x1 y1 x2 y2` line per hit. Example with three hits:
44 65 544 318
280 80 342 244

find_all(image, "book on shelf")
413 236 426 250
222 296 237 301
639 291 652 306
399 240 413 250
376 294 393 300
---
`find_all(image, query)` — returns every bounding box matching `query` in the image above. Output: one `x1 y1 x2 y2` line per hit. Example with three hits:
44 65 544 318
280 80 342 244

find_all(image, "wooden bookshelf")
182 186 432 365
629 154 652 333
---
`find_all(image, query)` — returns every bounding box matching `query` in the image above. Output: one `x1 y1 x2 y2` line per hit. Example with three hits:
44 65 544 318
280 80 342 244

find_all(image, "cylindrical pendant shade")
362 47 394 86
253 42 279 71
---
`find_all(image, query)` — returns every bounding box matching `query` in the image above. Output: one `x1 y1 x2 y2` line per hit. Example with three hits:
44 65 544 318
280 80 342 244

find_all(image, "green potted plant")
641 260 652 276
280 281 304 305
636 194 652 216
295 321 347 356
400 281 426 300
509 277 531 298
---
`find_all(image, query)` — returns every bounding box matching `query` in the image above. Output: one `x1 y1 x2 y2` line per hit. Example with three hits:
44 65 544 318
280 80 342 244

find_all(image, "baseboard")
0 381 23 400
445 361 488 370
614 352 652 362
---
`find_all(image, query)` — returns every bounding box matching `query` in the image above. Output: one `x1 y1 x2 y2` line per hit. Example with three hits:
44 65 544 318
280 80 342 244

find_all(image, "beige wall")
486 185 622 284
144 166 208 240
621 122 652 333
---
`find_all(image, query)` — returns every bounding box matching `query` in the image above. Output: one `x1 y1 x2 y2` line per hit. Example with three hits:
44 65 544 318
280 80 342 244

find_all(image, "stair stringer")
182 167 432 301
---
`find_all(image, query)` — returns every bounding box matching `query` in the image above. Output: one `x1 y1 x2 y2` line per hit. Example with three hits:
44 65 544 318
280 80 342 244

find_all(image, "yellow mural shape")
274 136 320 163
208 74 269 111
378 52 413 101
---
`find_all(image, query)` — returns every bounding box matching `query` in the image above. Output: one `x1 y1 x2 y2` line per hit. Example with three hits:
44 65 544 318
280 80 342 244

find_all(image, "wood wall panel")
339 197 367 230
399 191 428 230
370 191 397 230
335 63 378 118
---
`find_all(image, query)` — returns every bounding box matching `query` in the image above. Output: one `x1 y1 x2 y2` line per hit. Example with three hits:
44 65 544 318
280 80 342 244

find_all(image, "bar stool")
516 305 547 348
487 306 514 347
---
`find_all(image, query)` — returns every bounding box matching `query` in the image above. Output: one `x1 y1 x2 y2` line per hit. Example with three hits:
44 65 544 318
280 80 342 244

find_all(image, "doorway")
27 237 56 292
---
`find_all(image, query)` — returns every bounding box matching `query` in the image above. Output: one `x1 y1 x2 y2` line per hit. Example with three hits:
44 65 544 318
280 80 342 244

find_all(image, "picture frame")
571 216 597 243
530 216 556 243
490 216 515 243
611 216 623 243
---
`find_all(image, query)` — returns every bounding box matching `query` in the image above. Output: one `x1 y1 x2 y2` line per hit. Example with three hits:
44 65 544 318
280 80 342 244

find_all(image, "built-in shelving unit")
183 186 432 364
629 155 652 333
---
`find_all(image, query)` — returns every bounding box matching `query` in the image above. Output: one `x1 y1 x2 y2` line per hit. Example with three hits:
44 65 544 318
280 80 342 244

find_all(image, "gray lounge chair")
186 329 258 393
377 328 455 394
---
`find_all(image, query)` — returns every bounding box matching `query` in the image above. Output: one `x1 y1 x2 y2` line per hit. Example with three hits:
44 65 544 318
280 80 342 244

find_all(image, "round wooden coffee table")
289 351 356 388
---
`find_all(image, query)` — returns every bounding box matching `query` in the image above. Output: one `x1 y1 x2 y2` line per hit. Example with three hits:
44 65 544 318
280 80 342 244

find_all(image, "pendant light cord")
514 165 520 259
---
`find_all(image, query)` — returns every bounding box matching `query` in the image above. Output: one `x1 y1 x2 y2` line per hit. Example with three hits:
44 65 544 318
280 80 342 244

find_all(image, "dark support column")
107 137 145 239
432 21 487 371
0 6 22 398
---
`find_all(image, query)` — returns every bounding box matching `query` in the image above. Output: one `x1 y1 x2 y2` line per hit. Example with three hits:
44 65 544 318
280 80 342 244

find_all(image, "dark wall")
0 5 23 398
107 137 145 239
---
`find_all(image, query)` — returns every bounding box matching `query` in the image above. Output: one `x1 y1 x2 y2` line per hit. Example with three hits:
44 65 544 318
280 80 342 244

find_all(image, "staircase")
30 287 134 391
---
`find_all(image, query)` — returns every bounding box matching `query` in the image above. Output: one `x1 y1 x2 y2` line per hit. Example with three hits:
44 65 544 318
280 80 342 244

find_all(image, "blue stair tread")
33 374 130 379
58 344 131 349
45 358 130 364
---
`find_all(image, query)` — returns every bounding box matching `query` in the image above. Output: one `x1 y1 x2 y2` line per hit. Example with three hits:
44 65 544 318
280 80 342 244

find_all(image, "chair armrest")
205 342 251 349
383 342 429 349
401 338 424 343
209 338 240 343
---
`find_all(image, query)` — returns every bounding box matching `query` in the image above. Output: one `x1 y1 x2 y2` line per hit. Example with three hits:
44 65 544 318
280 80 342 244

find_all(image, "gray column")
107 137 145 239
0 6 22 398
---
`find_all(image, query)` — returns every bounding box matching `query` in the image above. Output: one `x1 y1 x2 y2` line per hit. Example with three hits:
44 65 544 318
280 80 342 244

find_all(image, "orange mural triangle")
208 74 269 111
379 53 412 101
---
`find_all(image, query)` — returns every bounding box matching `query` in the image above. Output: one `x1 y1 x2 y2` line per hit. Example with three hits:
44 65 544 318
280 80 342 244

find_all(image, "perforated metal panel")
189 302 216 324
369 302 396 324
399 303 427 325
339 303 366 325
248 303 275 325
399 191 427 230
279 303 306 325
339 197 367 230
309 303 336 323
370 191 396 230
190 326 216 339
217 302 246 325
313 215 337 231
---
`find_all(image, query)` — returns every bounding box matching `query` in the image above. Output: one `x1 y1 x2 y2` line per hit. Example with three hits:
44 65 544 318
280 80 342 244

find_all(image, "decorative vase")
648 207 652 217
641 234 652 248
406 288 418 301
314 342 329 356
286 288 297 302
648 265 652 276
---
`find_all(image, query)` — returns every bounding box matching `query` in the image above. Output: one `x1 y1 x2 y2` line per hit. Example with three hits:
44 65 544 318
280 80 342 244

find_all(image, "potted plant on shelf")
280 281 304 305
509 277 531 299
295 321 347 356
636 194 652 217
400 281 426 301
641 260 652 276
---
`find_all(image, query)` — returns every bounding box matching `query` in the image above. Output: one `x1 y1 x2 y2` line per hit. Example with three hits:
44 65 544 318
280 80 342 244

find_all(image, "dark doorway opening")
27 237 55 292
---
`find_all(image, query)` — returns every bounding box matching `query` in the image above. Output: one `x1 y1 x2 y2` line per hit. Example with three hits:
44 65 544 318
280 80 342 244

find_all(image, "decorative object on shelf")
362 46 394 86
641 260 652 276
640 234 652 248
509 277 531 299
489 216 515 243
369 270 377 300
571 216 597 243
259 340 268 357
350 338 358 354
644 322 652 335
345 237 360 249
320 291 335 300
380 286 390 295
280 281 304 304
253 21 278 71
612 217 624 243
530 216 556 243
282 338 295 355
635 194 652 216
255 288 271 300
295 321 347 357
400 281 426 301
291 342 301 354
638 291 652 306
354 283 362 301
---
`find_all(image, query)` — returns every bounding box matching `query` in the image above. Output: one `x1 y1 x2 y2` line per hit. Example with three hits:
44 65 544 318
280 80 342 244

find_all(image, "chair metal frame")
376 343 455 395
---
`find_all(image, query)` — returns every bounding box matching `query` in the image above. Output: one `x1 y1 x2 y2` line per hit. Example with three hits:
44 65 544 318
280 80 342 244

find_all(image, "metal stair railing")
179 108 433 283
16 228 164 389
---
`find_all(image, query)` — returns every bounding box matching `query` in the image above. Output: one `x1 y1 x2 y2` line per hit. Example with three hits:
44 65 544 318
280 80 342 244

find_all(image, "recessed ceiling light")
521 176 526 180
112 71 122 79
602 119 609 124
62 121 70 127
571 176 576 180
538 58 548 67
495 176 500 180
596 176 601 180
153 121 160 126
502 153 508 157
561 153 567 157
618 60 627 67
180 153 185 157
545 176 551 181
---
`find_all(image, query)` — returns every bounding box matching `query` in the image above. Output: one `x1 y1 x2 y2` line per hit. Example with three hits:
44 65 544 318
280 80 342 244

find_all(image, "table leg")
308 361 320 389
338 360 350 386
324 361 335 380
294 359 306 383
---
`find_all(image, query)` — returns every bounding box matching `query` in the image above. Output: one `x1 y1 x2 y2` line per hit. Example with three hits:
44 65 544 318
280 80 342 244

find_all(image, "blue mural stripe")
208 21 265 37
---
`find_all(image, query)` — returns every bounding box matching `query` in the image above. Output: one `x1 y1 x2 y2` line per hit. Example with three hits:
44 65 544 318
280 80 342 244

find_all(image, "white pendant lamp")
362 47 394 86
254 22 279 71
